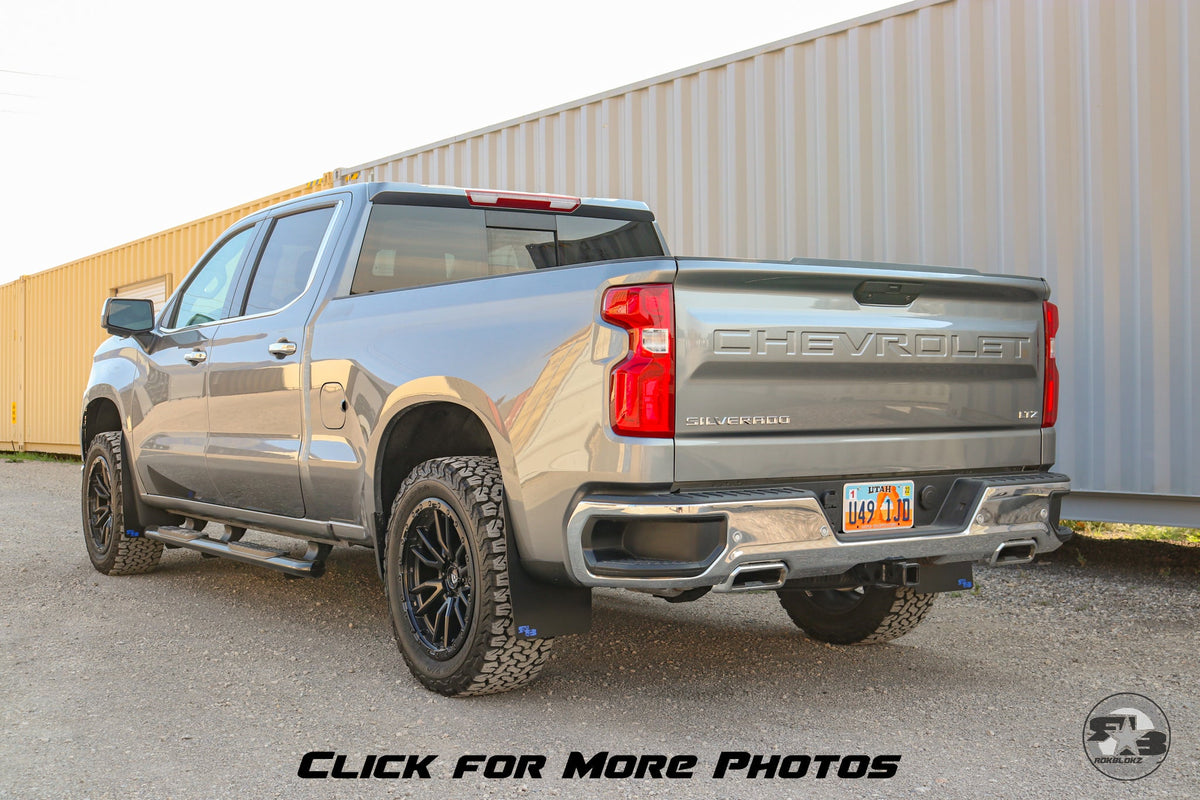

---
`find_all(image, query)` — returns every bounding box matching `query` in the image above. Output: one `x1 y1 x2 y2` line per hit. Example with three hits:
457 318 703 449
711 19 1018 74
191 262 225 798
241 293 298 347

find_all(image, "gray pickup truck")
82 182 1070 695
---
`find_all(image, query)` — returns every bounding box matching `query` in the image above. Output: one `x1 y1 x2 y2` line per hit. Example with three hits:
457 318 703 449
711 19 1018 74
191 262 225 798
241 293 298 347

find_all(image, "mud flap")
504 522 592 639
373 511 592 637
912 562 974 593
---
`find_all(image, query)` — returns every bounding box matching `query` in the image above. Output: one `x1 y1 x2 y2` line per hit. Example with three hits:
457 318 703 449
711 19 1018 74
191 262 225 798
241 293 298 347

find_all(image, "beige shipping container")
334 0 1199 525
0 176 332 455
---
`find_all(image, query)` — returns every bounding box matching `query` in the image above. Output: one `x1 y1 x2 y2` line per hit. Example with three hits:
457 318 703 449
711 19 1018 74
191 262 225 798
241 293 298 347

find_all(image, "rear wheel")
777 585 935 644
385 456 552 696
82 431 163 575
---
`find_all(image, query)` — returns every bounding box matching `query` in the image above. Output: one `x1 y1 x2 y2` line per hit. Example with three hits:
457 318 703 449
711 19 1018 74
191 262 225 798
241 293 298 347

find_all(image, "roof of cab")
241 181 653 224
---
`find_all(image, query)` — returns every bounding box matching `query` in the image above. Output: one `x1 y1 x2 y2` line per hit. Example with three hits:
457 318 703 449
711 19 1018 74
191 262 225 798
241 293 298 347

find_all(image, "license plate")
842 481 915 533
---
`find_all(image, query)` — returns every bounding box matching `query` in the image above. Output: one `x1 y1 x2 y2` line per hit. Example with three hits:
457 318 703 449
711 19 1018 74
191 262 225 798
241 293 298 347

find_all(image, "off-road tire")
82 431 163 575
385 456 552 696
777 585 935 644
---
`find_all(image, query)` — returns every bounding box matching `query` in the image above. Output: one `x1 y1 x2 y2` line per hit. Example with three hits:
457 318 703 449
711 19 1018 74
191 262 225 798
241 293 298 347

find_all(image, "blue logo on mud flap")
517 625 538 637
957 578 973 589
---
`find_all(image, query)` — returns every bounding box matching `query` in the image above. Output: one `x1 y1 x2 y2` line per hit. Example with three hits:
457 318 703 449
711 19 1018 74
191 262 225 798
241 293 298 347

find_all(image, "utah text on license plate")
843 481 914 532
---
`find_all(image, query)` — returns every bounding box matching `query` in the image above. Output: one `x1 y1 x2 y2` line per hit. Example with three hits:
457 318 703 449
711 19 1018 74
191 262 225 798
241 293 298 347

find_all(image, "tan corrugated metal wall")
0 176 332 454
335 0 1199 524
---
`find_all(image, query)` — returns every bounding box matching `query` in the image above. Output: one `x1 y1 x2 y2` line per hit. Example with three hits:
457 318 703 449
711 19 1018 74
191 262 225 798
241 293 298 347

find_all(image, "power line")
0 68 64 79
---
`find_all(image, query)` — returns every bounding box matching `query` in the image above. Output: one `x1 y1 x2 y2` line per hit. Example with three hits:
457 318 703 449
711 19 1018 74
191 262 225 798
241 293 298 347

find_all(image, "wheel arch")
80 388 181 530
367 387 593 638
81 393 123 454
368 383 520 565
373 400 504 536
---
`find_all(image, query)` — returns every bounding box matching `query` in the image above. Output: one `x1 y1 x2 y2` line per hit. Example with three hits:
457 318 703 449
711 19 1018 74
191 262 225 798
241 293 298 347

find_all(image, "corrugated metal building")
0 177 332 453
332 0 1198 526
1 0 1195 525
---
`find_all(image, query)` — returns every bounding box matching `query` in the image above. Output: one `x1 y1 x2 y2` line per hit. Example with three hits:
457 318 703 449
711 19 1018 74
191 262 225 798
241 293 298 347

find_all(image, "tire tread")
777 585 935 645
387 456 551 696
84 431 163 575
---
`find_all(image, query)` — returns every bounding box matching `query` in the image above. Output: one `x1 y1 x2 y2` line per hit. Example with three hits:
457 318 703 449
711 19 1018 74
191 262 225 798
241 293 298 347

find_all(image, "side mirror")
102 297 155 336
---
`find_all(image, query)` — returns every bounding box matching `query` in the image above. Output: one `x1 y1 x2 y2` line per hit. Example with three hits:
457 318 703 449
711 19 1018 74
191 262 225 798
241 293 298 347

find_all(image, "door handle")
268 340 297 358
183 350 207 365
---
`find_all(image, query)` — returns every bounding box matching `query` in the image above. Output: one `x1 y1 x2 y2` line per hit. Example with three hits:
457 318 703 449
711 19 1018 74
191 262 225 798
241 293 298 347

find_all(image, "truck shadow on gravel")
138 544 1004 702
547 589 984 698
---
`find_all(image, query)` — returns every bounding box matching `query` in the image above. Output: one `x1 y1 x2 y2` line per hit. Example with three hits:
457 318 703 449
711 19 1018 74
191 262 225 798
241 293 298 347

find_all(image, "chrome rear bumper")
565 474 1070 590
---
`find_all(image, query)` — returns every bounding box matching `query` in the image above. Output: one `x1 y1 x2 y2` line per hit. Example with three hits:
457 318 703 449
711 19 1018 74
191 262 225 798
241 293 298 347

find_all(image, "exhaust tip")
989 539 1037 566
716 562 788 593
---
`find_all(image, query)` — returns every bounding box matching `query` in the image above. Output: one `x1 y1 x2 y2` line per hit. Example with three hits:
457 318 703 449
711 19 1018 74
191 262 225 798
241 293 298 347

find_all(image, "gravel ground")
1 460 1196 799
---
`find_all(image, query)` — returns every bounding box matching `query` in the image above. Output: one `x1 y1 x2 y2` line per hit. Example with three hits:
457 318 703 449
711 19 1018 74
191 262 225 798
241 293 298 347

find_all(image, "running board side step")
142 526 331 578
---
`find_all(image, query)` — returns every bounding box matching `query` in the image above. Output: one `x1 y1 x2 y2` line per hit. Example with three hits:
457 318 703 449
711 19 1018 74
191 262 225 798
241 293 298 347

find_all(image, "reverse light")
465 188 581 212
1042 300 1059 428
602 284 675 438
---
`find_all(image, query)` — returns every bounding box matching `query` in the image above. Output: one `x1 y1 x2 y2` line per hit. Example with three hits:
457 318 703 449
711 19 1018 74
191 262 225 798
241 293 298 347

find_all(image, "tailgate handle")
854 281 923 306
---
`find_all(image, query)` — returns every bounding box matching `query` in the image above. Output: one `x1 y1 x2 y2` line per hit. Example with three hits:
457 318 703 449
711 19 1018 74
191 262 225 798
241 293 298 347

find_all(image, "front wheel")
384 456 552 696
81 431 163 575
777 585 935 644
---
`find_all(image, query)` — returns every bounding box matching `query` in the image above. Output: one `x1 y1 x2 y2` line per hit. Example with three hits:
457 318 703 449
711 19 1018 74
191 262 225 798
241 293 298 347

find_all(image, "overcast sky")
0 0 897 286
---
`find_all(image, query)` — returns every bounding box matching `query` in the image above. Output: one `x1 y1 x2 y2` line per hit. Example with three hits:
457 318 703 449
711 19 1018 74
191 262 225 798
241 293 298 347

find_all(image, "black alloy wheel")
85 454 116 555
400 498 474 658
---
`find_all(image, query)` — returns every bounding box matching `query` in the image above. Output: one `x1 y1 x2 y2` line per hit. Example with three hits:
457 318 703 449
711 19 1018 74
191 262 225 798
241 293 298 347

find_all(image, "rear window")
350 205 663 294
557 217 664 265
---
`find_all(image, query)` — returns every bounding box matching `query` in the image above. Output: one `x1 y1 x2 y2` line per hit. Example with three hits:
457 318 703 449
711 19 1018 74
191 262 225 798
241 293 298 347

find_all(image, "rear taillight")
465 188 581 212
602 284 674 438
1042 300 1059 428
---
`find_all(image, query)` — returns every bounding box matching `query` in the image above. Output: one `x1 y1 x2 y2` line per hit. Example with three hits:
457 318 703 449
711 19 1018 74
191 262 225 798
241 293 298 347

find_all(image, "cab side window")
171 227 256 328
241 206 336 316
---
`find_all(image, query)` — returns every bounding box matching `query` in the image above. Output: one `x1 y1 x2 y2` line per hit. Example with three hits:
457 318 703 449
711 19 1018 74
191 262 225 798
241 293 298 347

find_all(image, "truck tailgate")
672 258 1050 484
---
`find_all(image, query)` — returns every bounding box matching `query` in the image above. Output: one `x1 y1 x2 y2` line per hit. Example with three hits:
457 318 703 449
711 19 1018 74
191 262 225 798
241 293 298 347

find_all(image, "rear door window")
240 206 336 316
